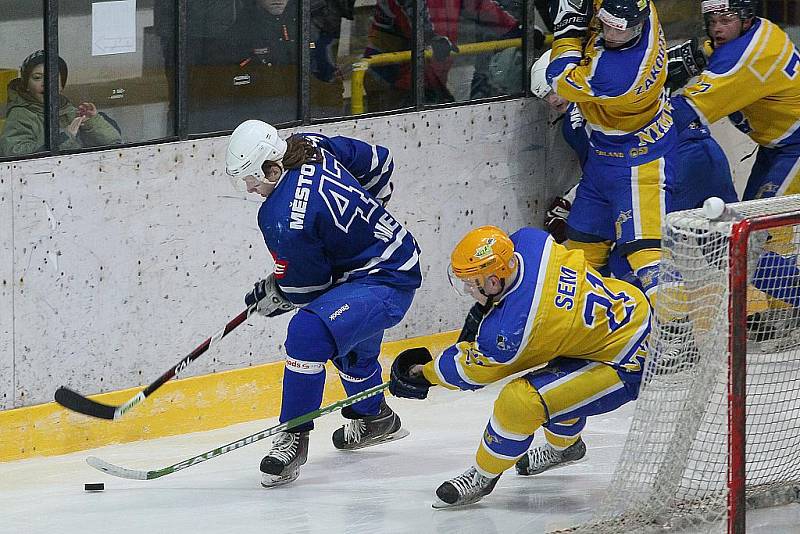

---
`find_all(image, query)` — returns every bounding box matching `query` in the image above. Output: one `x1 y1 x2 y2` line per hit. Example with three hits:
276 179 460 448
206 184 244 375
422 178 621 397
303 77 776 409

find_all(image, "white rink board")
1 100 576 409
1 384 798 534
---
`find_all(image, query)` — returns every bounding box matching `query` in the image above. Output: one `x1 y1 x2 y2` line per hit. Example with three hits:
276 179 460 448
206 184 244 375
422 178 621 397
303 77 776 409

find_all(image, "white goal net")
561 195 800 533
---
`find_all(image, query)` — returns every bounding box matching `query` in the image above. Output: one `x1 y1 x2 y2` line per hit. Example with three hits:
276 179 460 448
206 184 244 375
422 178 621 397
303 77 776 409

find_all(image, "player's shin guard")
278 359 326 432
475 378 543 475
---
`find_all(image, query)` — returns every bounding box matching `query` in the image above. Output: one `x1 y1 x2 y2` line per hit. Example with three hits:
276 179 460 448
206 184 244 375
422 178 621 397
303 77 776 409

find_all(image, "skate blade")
516 456 585 476
338 428 410 451
260 470 299 488
750 332 800 353
432 497 480 509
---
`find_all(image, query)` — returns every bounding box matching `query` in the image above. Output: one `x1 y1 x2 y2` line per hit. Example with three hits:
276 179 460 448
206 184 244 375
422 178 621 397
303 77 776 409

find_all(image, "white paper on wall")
91 0 136 56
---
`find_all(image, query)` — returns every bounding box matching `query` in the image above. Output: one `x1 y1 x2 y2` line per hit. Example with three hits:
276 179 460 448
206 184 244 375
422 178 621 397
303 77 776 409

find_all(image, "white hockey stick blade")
86 456 149 480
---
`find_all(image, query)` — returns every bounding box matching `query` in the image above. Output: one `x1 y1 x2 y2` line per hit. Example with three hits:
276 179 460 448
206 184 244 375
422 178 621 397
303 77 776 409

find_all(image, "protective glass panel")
186 0 300 134
57 0 170 147
0 3 46 157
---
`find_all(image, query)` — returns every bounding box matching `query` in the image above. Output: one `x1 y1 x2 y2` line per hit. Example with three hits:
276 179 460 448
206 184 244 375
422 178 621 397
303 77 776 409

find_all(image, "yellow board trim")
0 330 459 462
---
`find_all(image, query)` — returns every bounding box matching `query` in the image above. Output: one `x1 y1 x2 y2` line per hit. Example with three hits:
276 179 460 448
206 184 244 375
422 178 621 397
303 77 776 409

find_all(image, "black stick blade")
54 387 117 420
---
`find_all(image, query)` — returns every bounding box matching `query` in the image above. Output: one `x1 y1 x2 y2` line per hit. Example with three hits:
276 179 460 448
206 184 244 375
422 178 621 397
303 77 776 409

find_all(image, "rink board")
0 330 458 462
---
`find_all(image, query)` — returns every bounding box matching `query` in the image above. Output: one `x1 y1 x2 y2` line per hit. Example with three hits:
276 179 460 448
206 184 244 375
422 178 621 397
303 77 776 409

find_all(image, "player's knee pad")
285 310 336 371
564 239 612 271
492 377 547 437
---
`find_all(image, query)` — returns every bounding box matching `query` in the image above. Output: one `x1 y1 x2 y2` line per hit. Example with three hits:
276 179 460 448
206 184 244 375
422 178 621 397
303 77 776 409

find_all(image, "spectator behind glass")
188 0 344 131
0 50 122 157
363 0 521 112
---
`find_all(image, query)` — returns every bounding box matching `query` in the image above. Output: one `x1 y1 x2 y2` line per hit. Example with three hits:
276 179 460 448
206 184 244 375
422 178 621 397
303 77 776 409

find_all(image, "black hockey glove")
457 302 490 343
244 275 296 318
666 38 707 95
552 0 592 40
544 194 572 244
430 34 459 62
389 348 433 400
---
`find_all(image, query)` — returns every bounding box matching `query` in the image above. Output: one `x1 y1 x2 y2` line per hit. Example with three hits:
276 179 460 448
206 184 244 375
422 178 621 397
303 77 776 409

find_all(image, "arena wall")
0 99 581 411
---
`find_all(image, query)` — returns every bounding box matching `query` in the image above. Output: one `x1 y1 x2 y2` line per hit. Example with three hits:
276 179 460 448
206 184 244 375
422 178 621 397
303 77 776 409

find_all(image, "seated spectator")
0 50 122 157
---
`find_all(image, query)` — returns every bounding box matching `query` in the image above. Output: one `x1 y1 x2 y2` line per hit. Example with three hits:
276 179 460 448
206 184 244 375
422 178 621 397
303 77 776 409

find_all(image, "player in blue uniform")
225 120 422 487
530 48 737 281
389 225 651 507
543 0 679 312
670 0 800 340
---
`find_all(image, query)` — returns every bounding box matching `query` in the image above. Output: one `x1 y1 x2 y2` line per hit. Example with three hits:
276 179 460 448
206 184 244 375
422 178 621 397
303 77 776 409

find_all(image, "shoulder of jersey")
706 18 767 75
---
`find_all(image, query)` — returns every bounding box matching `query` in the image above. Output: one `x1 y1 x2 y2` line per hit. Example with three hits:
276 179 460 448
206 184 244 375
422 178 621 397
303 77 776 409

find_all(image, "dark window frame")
2 0 541 161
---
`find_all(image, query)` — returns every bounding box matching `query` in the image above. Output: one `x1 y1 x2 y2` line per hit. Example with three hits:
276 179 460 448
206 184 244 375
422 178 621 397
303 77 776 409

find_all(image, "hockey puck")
84 482 105 491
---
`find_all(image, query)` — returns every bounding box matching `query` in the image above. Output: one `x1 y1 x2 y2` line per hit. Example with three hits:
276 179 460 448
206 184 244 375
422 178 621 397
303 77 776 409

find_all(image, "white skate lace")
343 419 366 444
448 467 485 499
268 432 298 465
526 444 559 471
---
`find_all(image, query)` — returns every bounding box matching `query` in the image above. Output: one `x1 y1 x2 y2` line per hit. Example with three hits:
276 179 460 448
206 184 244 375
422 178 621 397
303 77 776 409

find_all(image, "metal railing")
350 37 524 115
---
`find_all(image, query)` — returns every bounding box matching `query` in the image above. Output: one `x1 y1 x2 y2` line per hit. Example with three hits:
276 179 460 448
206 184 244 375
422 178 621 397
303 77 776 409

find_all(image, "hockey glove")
430 34 459 62
245 275 296 318
552 0 591 39
544 195 573 244
666 38 707 95
389 348 433 400
457 302 489 343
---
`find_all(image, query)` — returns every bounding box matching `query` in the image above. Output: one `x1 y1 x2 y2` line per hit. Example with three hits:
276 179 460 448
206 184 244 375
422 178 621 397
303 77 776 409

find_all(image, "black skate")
433 466 501 508
332 400 409 450
260 430 309 488
651 318 701 374
515 438 586 476
747 308 800 352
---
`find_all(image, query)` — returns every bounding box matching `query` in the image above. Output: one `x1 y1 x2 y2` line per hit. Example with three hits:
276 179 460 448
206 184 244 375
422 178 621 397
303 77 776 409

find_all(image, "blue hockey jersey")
257 135 422 305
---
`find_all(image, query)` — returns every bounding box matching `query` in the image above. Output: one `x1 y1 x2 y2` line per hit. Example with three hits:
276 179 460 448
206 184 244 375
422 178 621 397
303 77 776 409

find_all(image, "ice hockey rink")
2 382 799 534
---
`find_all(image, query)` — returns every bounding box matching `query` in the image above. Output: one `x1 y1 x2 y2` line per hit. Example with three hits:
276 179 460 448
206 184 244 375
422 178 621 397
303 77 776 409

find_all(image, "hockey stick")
54 304 258 420
86 381 389 480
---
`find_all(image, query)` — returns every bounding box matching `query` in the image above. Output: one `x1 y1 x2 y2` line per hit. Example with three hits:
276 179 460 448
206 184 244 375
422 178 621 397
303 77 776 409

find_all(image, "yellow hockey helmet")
449 226 517 295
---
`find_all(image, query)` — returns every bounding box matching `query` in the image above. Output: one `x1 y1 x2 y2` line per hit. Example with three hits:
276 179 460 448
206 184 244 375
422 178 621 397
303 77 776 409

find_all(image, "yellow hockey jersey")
545 2 674 166
421 228 651 390
675 18 800 148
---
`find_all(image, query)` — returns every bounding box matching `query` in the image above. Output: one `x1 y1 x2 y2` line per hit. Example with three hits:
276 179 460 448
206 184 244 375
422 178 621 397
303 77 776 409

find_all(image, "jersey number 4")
582 271 634 333
319 174 380 233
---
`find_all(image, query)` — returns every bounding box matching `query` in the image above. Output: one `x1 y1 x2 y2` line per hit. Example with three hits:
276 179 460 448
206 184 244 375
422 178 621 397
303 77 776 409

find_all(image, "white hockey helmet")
530 49 553 99
225 120 288 180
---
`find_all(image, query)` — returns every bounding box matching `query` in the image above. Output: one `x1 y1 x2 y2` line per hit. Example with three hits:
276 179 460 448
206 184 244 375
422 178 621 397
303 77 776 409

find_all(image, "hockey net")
561 195 800 534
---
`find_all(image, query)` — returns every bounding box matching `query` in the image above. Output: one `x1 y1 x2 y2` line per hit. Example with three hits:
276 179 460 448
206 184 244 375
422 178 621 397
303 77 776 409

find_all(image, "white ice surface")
1 383 798 534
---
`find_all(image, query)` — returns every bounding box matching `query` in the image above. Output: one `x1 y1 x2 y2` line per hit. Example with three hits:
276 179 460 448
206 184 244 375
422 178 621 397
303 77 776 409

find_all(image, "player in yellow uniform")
544 0 677 307
389 225 651 507
671 0 800 336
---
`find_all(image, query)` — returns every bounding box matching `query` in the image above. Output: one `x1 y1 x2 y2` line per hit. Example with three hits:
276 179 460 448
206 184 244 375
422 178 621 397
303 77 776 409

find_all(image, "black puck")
84 482 105 491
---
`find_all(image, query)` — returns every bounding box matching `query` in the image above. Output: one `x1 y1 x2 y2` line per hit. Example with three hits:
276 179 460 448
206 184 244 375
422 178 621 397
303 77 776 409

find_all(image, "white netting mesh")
558 196 800 533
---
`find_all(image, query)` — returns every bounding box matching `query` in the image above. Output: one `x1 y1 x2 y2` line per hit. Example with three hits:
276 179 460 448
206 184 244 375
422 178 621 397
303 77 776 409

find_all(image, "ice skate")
260 430 309 488
332 400 409 450
747 308 800 352
433 466 501 508
515 438 586 476
651 318 700 374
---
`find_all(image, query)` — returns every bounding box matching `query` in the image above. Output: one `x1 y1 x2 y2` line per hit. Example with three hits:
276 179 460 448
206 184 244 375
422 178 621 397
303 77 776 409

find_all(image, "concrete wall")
0 99 577 409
